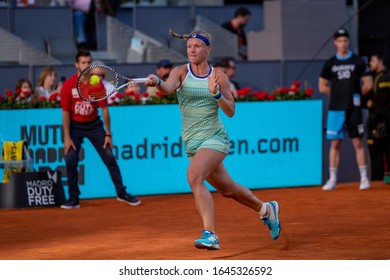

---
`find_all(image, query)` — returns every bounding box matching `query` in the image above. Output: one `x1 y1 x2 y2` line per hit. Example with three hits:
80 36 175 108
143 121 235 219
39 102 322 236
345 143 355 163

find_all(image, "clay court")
0 181 389 260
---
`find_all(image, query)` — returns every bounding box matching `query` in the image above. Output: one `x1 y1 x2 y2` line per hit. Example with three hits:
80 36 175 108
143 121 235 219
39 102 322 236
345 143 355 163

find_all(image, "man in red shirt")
60 50 140 209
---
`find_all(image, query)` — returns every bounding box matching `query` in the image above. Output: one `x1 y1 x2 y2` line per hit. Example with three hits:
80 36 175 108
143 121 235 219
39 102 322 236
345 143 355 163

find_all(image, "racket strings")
78 65 115 101
77 64 148 102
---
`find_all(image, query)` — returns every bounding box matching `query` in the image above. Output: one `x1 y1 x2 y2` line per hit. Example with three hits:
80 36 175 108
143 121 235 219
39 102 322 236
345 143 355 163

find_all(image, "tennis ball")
89 75 100 85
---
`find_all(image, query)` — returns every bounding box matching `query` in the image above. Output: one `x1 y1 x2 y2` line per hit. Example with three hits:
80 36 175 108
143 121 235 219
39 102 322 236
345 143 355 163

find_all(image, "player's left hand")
208 68 220 95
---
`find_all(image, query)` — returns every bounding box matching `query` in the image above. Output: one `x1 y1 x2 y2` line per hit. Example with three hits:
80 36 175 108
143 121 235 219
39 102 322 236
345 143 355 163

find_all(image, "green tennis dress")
177 63 230 158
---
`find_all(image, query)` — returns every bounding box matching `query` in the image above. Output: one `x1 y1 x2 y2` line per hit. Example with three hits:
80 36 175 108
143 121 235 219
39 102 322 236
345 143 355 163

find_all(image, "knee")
219 185 236 198
65 150 78 166
331 140 342 150
187 170 204 190
352 138 363 149
102 149 117 163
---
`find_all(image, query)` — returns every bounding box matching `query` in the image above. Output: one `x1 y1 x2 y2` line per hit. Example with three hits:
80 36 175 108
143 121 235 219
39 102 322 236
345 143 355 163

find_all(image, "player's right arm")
318 77 331 95
146 65 185 95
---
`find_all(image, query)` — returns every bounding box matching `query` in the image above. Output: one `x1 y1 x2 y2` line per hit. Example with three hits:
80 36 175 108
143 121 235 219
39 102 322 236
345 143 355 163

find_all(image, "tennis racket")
77 64 150 102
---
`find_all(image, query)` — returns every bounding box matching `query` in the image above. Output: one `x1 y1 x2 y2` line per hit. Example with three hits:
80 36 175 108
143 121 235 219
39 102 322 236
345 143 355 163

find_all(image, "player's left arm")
101 106 113 149
361 75 373 95
208 68 235 118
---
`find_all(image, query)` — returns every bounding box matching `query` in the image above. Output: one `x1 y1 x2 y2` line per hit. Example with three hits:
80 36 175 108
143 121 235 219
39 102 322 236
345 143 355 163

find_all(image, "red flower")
15 88 22 94
39 96 46 101
237 87 252 96
277 87 289 94
142 92 149 98
254 90 266 100
0 95 3 102
156 91 165 98
133 93 141 101
266 93 275 100
116 92 123 99
49 93 59 101
125 90 135 96
292 81 301 88
288 87 300 94
6 90 13 97
305 88 314 96
24 91 31 96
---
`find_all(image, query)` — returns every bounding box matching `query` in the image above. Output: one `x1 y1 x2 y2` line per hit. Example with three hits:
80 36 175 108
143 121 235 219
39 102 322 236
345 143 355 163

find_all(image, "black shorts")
326 108 364 139
345 108 365 138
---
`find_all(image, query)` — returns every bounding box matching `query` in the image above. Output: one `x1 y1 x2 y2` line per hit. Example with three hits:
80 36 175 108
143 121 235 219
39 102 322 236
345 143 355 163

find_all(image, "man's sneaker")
359 179 370 190
117 193 141 206
61 198 80 209
261 201 281 240
322 180 336 191
194 230 220 250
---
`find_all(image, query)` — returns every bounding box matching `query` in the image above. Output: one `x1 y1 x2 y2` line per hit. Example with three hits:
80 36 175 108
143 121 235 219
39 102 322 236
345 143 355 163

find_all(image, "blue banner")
0 100 322 198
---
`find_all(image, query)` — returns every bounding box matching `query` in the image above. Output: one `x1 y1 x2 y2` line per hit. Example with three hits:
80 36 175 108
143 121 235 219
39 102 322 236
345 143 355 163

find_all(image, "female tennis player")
145 30 281 250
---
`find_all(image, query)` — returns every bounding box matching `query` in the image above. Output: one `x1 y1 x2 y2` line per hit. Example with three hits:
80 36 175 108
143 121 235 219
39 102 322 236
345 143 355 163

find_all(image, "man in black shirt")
221 7 251 60
319 28 373 190
366 53 390 181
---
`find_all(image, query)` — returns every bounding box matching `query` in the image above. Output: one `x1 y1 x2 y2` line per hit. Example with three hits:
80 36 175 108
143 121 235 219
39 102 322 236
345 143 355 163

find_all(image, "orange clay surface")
0 182 389 260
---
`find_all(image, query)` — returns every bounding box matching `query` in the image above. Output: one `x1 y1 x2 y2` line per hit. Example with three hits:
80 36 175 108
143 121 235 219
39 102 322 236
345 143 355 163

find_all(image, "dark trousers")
65 118 127 199
368 136 390 181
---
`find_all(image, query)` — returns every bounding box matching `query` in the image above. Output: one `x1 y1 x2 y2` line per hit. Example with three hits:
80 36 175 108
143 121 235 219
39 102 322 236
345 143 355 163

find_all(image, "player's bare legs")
206 162 264 212
188 148 280 250
187 148 225 232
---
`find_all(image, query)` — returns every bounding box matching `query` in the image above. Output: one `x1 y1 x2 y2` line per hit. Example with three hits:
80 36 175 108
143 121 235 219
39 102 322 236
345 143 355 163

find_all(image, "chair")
1 140 33 183
47 36 78 63
24 37 48 54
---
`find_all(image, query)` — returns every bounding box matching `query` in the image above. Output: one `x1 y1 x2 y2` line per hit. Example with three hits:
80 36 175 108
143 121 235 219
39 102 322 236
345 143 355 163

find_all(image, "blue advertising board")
0 100 322 198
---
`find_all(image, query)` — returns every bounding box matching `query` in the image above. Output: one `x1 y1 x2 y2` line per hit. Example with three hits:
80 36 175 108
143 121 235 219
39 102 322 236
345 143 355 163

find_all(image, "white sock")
359 165 369 181
259 202 268 217
329 168 338 182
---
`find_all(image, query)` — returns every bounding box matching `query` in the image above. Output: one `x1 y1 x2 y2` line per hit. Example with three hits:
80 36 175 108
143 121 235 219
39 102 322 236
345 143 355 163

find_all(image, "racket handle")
132 78 150 84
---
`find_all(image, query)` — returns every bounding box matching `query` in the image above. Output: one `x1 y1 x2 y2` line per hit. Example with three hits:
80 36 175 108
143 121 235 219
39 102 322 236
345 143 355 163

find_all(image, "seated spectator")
34 66 62 103
15 79 33 104
124 82 141 96
146 59 173 97
124 80 150 104
214 57 240 98
71 0 119 50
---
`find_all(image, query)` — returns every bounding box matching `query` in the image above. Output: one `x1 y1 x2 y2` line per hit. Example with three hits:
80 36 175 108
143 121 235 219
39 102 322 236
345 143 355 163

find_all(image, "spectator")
146 59 173 97
319 28 373 191
221 7 251 60
14 79 33 104
70 0 118 50
60 50 140 209
214 57 240 98
366 53 390 181
34 66 62 103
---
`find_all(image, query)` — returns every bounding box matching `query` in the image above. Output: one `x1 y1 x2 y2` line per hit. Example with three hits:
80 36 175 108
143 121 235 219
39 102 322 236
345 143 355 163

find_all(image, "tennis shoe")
322 179 336 191
117 193 141 206
359 179 370 190
261 201 281 240
194 230 220 250
61 198 80 209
